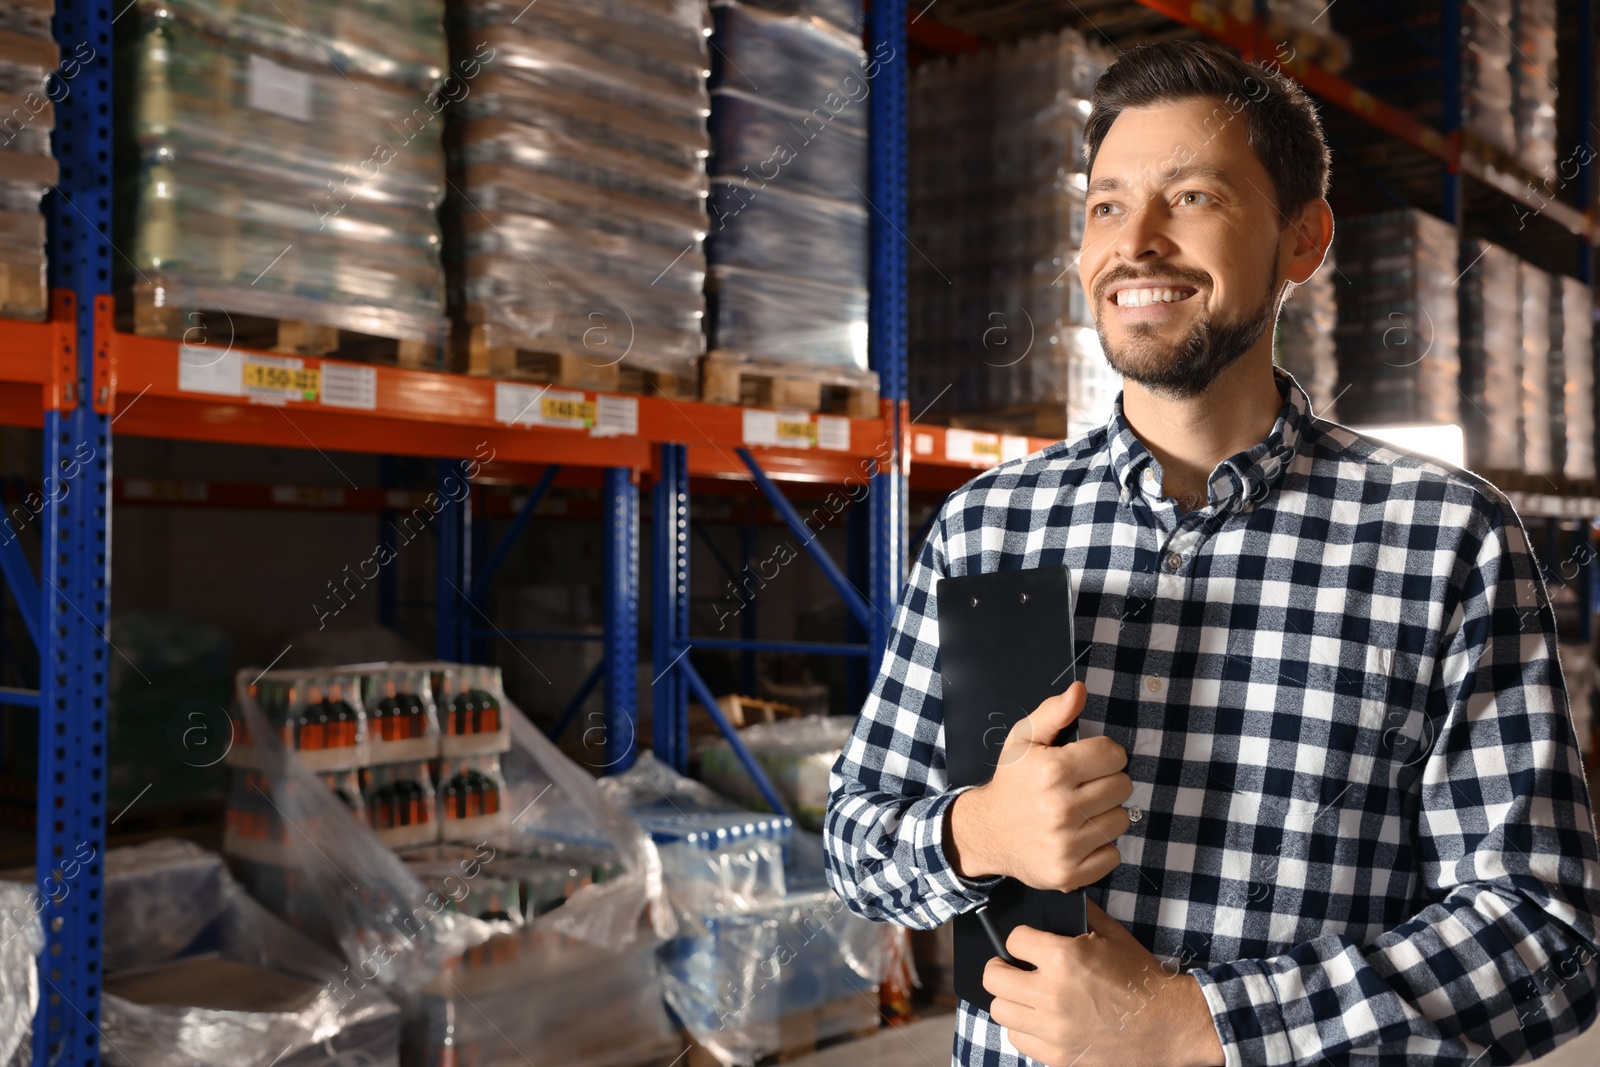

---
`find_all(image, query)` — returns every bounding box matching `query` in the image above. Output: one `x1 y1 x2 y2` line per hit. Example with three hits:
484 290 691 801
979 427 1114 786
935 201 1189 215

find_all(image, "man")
824 39 1600 1067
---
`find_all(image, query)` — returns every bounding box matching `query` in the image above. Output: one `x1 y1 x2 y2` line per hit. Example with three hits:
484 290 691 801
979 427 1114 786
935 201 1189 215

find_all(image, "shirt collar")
1105 364 1309 508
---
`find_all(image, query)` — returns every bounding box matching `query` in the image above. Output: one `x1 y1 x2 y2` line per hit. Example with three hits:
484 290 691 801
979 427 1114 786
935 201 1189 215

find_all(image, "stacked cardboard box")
1331 209 1460 430
1520 262 1553 475
1555 276 1594 479
1457 239 1522 469
1512 0 1558 177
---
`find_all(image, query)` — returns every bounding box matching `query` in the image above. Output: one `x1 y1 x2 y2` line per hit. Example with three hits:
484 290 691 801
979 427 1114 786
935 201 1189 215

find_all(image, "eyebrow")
1086 162 1241 200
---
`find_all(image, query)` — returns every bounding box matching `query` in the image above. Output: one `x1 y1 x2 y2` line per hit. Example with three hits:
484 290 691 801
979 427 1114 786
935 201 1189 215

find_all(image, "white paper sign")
177 345 242 396
247 54 313 122
592 394 638 438
320 362 377 410
815 415 850 451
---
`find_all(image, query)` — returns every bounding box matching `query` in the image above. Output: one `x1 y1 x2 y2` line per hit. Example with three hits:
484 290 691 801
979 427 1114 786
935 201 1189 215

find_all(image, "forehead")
1090 96 1263 189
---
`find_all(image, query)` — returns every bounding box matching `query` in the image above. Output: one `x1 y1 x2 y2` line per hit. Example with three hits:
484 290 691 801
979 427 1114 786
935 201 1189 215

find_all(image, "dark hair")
1084 40 1331 222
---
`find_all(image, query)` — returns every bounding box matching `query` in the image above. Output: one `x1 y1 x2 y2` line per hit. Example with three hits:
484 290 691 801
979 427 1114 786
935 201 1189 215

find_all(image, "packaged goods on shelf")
364 666 441 762
907 29 1117 439
698 714 853 832
225 660 673 993
449 0 710 381
1555 276 1594 479
1520 262 1553 476
433 661 512 755
232 669 371 770
1461 0 1514 157
733 0 860 34
1512 0 1558 177
1458 239 1522 469
436 753 508 840
1330 209 1459 429
0 881 41 1067
1275 246 1340 420
116 0 448 353
56 839 403 1067
0 3 59 321
705 1 873 380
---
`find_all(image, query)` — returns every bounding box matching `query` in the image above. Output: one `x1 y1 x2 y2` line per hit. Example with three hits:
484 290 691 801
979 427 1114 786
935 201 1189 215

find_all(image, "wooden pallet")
947 402 1068 440
701 352 879 418
463 323 699 398
0 260 47 322
130 283 438 367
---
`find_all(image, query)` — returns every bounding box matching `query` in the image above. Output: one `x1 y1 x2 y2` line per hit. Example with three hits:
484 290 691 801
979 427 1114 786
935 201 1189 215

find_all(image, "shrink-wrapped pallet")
1275 245 1340 420
1556 275 1595 479
1458 239 1522 469
0 0 59 321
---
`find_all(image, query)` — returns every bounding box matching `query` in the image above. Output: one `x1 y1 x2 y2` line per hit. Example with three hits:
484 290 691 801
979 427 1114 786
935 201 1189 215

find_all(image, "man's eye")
1180 191 1214 205
1092 202 1121 217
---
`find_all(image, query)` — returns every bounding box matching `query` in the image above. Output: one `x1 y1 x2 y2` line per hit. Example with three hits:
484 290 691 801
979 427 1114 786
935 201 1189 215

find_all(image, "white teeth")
1115 287 1191 307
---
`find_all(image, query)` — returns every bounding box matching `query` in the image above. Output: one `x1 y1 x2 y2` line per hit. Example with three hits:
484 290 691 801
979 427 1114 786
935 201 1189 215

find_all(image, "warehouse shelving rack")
1 0 1597 1061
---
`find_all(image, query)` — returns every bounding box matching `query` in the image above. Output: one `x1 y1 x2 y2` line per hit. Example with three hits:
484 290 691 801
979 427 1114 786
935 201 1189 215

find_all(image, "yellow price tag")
243 362 320 399
972 439 1002 460
776 418 817 444
541 396 596 424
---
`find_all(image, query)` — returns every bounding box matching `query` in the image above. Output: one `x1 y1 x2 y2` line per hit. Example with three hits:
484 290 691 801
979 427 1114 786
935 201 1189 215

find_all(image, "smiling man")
824 39 1600 1067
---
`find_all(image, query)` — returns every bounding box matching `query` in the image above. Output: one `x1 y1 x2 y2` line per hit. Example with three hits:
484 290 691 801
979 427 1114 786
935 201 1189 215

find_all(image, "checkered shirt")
824 365 1600 1066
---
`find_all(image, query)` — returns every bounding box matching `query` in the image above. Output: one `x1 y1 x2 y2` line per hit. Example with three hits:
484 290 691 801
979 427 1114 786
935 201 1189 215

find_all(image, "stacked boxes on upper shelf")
225 662 513 936
908 29 1117 440
1331 209 1460 430
1458 239 1522 469
701 0 880 411
0 0 59 321
1275 245 1340 420
1554 276 1594 479
1512 0 1558 178
115 0 449 362
1461 0 1515 158
447 0 711 394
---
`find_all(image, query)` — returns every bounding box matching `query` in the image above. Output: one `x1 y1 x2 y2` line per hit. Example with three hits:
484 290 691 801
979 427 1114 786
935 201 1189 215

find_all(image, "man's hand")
948 681 1132 892
983 898 1225 1067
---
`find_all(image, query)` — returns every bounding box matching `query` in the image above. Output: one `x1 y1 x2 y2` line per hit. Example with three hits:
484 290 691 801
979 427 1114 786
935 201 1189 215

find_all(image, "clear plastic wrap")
698 715 853 832
450 0 710 375
1458 239 1523 468
907 29 1115 436
1557 276 1594 480
733 0 861 35
708 179 866 286
708 88 866 204
0 15 55 320
119 6 447 342
79 839 404 1067
708 264 866 368
1331 210 1461 430
226 661 674 998
709 2 869 126
657 886 886 1067
129 0 445 89
0 881 41 1067
1512 0 1557 177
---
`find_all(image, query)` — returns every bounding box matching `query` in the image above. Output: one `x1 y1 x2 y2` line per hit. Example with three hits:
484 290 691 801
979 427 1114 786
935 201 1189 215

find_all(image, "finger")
982 956 1031 1003
988 994 1044 1037
1067 734 1130 780
1012 681 1086 749
1005 923 1071 974
1069 771 1135 818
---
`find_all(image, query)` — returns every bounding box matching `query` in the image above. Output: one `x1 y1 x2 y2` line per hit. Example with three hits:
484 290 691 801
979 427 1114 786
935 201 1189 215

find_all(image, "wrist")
946 785 1002 881
1177 975 1225 1067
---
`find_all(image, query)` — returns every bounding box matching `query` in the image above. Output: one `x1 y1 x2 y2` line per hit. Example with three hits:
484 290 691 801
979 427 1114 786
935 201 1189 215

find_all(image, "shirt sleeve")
1190 494 1600 1066
823 504 1006 929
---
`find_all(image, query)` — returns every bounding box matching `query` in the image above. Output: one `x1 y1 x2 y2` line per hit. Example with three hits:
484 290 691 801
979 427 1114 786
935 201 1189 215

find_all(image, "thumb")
1009 681 1085 751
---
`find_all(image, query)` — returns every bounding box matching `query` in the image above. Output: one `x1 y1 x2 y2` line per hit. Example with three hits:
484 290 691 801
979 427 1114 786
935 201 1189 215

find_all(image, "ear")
1281 198 1333 286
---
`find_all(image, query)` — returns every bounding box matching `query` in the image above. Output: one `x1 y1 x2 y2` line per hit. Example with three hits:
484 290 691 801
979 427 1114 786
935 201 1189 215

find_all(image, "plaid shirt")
824 365 1600 1066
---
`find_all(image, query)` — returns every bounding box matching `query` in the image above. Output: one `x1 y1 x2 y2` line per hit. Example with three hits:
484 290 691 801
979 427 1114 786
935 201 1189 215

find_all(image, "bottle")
328 680 355 748
373 677 401 742
297 683 324 750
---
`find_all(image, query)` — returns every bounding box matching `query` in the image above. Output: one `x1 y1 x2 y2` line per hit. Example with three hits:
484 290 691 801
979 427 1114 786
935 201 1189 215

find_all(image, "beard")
1094 252 1281 400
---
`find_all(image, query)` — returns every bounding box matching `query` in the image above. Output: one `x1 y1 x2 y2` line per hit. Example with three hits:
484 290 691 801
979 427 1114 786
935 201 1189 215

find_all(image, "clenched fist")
947 681 1133 893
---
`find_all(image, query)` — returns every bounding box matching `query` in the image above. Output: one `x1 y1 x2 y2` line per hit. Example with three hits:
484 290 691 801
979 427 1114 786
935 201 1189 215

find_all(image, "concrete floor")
781 1007 1600 1066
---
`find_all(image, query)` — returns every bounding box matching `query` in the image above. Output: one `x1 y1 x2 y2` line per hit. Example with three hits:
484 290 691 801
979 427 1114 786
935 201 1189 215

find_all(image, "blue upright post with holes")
866 0 908 681
39 0 111 1060
602 468 639 772
652 444 689 772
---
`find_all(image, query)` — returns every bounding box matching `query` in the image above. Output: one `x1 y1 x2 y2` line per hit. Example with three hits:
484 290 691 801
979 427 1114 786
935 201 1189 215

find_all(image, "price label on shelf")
743 409 817 448
945 429 1002 465
494 382 593 429
243 355 319 401
815 415 850 451
177 346 242 396
320 362 377 410
592 394 638 438
540 394 596 427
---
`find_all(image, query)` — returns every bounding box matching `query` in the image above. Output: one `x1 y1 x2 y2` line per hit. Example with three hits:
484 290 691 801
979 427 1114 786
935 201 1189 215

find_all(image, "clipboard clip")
976 904 1036 971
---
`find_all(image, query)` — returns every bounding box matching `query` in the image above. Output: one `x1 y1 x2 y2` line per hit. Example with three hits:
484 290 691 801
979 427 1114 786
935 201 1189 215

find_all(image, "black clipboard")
937 564 1086 1013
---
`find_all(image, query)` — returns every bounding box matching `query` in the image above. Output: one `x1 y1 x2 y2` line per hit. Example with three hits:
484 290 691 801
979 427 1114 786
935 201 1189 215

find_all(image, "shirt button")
1143 468 1156 484
1128 806 1144 823
1120 487 1129 502
1166 553 1182 571
1144 676 1161 692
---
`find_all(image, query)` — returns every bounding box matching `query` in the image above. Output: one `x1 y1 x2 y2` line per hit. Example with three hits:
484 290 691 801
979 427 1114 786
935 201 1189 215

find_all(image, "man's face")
1079 97 1291 399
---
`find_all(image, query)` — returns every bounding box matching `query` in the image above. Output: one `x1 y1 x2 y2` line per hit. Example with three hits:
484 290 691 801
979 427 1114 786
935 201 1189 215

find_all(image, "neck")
1120 350 1284 509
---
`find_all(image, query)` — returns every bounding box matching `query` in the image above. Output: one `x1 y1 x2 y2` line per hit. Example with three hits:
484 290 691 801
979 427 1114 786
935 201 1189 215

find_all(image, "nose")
1114 198 1174 263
